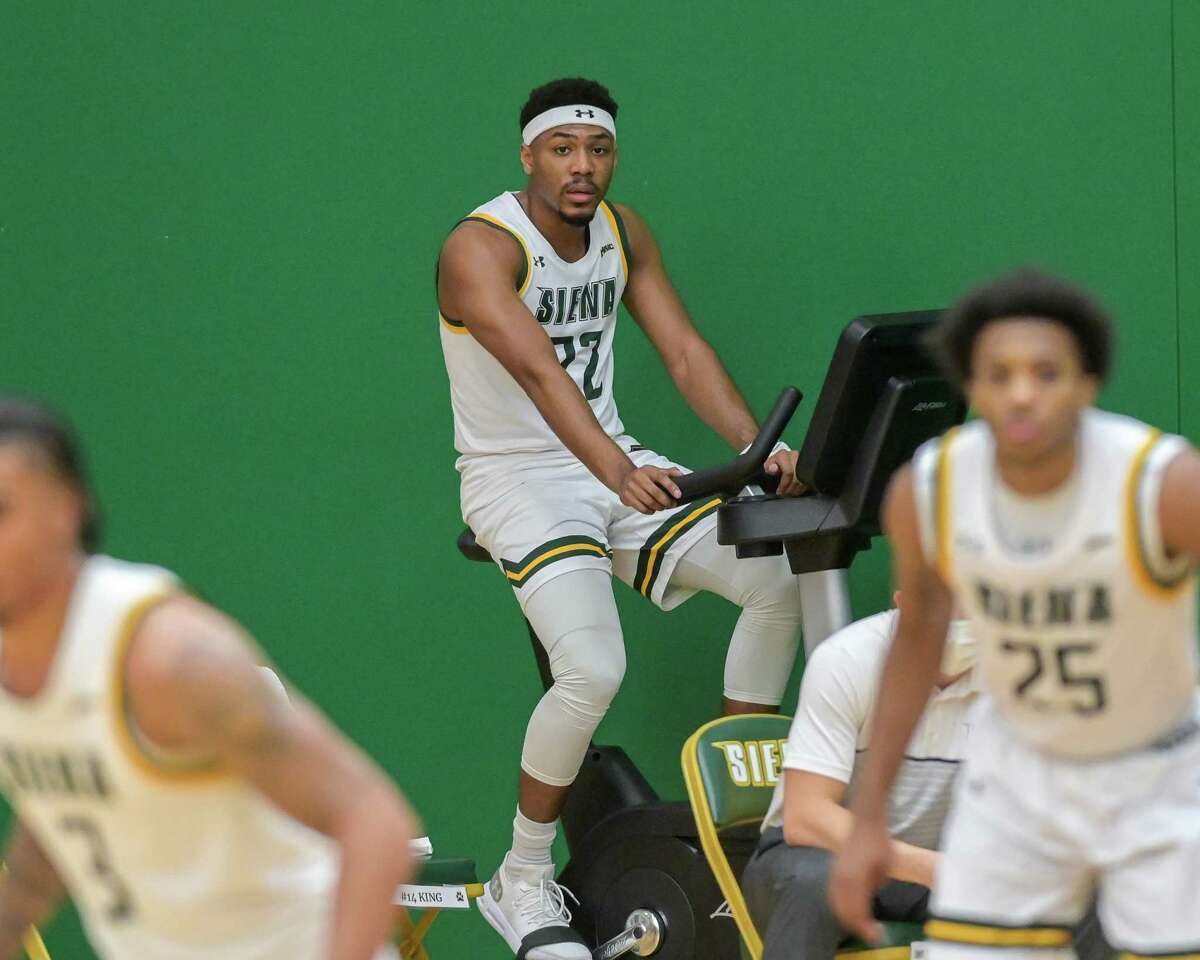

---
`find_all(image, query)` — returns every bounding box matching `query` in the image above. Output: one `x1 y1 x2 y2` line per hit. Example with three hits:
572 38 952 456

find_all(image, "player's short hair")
519 78 618 131
0 398 100 551
929 267 1113 386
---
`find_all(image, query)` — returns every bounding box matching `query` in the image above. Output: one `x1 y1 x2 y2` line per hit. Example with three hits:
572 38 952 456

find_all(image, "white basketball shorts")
926 697 1200 959
459 437 721 611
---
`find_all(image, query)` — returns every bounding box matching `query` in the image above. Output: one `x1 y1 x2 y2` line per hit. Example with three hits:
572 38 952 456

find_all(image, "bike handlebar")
672 386 802 503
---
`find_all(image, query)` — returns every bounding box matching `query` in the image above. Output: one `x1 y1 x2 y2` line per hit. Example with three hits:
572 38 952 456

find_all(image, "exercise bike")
455 310 966 959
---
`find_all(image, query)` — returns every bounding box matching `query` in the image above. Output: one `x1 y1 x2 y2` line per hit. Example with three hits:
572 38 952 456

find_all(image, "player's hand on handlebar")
764 448 805 496
620 465 683 515
828 818 890 944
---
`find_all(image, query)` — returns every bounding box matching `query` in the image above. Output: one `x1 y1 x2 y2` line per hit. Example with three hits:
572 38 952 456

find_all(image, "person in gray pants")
741 605 1110 960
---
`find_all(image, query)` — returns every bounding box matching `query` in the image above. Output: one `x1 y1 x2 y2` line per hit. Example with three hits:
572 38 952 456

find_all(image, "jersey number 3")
60 815 135 921
552 333 603 401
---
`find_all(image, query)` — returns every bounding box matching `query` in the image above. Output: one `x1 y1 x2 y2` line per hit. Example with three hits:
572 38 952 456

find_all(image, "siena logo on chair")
710 739 787 787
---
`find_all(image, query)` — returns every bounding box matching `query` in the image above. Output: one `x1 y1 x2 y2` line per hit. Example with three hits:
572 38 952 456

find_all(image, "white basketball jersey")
439 191 630 458
913 410 1197 758
0 556 337 960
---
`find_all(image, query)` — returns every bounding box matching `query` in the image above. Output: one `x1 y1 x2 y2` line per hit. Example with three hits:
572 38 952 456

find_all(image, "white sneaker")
477 854 592 960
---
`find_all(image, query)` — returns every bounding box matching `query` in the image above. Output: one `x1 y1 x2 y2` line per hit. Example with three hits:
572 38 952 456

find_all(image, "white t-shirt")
761 609 979 850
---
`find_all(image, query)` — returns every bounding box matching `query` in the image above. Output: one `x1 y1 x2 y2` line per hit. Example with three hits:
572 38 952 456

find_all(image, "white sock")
508 808 556 868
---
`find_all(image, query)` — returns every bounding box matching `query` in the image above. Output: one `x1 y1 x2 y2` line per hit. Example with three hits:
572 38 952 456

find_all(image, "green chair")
681 714 923 960
394 857 485 960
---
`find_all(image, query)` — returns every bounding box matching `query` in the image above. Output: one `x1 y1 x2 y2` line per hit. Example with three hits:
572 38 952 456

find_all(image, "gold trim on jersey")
925 917 1072 948
1119 952 1200 960
110 592 230 785
599 201 631 281
461 213 534 298
439 312 470 336
934 427 959 584
1124 429 1192 600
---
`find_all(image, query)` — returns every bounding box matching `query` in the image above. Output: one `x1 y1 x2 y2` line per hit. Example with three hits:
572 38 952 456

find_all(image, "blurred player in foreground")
831 269 1200 959
0 399 417 960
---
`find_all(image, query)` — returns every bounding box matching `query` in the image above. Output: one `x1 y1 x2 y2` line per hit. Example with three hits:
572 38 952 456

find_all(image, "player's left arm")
126 595 418 960
615 203 802 494
0 821 65 960
1159 443 1200 561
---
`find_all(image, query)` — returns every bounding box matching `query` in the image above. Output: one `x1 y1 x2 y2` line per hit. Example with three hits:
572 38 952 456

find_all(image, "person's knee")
750 846 836 920
753 847 844 960
723 560 804 704
742 560 804 623
773 847 835 900
567 635 626 707
549 623 626 721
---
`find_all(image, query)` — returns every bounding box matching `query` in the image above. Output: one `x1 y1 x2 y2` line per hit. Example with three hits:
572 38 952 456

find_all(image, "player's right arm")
127 596 418 960
438 224 680 514
828 465 954 941
0 820 66 960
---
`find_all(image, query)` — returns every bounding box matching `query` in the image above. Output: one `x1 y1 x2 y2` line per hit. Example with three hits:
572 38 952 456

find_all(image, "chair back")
681 714 792 960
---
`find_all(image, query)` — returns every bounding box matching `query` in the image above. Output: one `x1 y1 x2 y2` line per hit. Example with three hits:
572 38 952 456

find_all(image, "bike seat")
456 528 492 564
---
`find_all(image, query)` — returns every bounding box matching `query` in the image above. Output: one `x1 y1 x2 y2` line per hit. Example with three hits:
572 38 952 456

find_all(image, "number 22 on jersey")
552 333 604 401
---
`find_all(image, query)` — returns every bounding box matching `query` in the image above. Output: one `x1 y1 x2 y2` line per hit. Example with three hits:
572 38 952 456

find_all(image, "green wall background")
1178 0 1200 439
2 2 1194 956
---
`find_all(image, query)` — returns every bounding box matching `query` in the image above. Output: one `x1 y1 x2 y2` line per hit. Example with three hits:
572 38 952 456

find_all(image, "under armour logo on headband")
522 104 617 145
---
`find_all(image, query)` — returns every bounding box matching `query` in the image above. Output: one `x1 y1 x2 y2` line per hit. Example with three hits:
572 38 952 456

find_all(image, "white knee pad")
723 561 803 705
670 536 804 706
738 558 805 624
519 570 626 787
544 622 627 725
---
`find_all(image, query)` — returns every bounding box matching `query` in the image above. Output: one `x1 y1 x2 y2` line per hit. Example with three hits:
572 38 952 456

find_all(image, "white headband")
522 105 616 146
